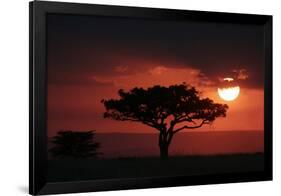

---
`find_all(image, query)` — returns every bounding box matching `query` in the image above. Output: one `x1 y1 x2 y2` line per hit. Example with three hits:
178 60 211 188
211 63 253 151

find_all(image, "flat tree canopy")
102 84 228 159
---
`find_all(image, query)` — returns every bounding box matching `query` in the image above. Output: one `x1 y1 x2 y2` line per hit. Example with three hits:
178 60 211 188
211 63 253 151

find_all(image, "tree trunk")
159 144 169 159
158 131 170 159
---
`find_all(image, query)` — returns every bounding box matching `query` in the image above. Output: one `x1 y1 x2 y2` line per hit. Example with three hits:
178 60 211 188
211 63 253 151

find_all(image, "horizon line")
48 129 264 136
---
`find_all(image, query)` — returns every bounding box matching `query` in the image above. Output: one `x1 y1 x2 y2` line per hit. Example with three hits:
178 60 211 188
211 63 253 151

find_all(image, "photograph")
46 13 265 183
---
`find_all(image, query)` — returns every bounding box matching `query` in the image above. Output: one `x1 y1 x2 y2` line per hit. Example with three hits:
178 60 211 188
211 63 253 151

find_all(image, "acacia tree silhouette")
102 83 228 159
49 130 101 159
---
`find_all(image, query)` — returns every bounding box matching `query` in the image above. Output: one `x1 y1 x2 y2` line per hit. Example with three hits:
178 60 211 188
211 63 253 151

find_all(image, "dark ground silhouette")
47 131 264 182
47 153 264 182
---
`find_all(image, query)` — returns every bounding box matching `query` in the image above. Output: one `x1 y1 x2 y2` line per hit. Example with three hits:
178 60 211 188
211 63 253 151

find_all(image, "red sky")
47 65 264 136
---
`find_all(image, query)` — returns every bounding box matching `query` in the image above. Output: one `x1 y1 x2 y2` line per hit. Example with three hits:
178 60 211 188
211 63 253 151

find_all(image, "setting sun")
218 86 240 101
218 78 240 101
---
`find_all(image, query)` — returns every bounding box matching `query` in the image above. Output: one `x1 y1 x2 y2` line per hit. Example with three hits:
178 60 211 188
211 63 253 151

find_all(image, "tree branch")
173 120 208 134
167 132 174 145
176 114 196 124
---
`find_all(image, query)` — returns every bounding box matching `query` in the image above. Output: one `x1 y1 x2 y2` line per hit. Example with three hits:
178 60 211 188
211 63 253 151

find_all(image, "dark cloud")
47 14 265 88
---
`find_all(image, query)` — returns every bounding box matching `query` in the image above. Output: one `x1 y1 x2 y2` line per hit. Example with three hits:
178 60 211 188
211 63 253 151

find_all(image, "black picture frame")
29 1 273 195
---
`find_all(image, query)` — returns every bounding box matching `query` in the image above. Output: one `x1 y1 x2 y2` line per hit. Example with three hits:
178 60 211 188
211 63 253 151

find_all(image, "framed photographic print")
29 1 272 195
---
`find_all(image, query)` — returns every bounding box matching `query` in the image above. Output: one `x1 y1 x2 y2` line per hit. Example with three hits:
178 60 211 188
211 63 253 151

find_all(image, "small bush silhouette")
49 130 101 159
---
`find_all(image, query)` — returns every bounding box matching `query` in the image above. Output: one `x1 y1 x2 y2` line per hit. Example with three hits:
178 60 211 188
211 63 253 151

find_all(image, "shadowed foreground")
47 153 264 182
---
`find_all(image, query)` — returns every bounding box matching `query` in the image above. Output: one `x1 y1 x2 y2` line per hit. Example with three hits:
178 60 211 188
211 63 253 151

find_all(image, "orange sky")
47 65 264 136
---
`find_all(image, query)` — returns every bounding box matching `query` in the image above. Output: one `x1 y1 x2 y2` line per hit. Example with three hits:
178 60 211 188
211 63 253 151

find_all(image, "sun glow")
218 86 240 101
223 77 234 82
218 78 240 101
